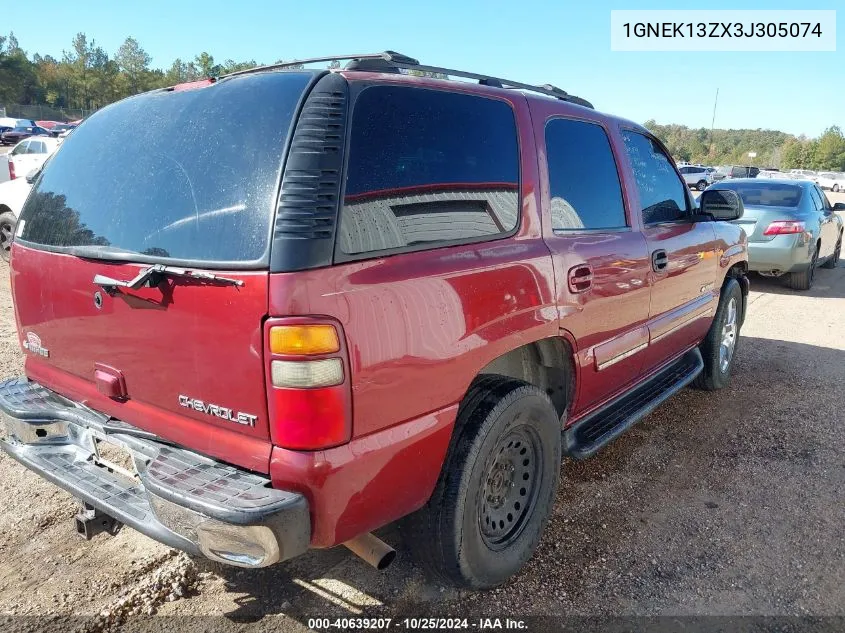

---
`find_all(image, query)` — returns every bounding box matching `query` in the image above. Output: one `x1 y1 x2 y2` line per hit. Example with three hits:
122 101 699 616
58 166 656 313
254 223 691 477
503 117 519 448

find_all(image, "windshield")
715 182 803 207
18 71 313 266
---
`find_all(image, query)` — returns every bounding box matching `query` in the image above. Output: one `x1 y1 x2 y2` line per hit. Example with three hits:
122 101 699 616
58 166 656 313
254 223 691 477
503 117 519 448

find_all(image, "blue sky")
7 0 843 136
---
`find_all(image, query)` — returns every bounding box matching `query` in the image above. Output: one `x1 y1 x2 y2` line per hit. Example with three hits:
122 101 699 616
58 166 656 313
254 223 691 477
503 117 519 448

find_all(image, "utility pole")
708 88 719 158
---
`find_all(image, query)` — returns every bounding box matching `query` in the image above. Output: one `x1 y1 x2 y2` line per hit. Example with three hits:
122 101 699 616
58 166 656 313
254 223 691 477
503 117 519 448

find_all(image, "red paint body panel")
10 244 273 473
270 404 457 546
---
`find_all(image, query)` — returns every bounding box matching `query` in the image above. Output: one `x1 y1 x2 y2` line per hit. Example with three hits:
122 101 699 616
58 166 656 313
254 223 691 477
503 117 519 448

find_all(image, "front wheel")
694 278 743 391
402 376 561 589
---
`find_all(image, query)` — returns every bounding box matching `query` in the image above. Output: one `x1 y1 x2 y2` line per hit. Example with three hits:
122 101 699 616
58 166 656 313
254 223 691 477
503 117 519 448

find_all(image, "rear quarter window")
337 85 520 257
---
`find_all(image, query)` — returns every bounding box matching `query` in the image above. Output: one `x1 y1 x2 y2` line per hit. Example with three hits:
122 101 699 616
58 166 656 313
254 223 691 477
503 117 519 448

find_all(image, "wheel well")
0 205 13 216
476 337 574 419
724 262 749 325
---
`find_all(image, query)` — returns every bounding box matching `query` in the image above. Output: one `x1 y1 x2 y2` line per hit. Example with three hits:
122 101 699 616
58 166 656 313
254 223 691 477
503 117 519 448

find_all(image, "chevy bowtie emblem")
22 332 50 358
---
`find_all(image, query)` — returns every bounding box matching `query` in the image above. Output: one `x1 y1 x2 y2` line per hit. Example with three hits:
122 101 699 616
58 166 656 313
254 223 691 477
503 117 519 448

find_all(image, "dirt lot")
0 205 843 631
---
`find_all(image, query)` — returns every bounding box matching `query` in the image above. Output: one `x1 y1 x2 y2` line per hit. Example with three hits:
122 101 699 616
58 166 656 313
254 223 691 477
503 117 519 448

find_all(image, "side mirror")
700 189 744 221
833 202 845 212
24 168 40 184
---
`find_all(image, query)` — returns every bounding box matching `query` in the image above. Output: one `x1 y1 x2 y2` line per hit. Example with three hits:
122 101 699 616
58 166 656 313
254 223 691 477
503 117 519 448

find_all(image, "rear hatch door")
11 71 316 469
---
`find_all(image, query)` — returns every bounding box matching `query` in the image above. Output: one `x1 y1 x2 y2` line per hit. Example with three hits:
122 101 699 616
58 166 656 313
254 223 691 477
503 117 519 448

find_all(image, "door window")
545 118 627 230
621 130 689 224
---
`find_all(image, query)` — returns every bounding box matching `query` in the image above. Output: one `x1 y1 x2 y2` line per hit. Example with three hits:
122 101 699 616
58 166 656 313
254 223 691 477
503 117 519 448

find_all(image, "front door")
619 130 719 371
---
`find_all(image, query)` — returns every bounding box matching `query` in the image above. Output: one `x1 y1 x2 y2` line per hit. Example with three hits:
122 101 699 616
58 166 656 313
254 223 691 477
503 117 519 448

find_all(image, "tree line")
2 31 843 172
0 31 268 112
644 120 845 172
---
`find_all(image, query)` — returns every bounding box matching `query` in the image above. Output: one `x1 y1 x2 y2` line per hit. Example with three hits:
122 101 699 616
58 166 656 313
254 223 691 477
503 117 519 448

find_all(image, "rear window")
18 71 313 265
338 86 519 257
716 182 803 207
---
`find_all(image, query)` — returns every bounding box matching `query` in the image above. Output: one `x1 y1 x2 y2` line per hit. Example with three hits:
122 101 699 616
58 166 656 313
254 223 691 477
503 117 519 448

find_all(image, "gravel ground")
0 207 843 631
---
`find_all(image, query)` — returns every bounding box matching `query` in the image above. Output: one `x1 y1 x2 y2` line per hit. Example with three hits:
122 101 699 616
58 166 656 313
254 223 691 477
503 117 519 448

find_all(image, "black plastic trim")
269 73 349 273
564 348 703 460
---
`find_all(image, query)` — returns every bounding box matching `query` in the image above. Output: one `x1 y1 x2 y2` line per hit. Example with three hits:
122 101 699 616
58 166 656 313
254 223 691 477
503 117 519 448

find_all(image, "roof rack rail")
222 51 593 109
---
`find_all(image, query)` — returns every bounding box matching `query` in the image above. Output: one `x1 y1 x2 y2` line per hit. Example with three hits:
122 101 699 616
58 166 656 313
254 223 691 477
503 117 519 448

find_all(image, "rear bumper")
0 378 310 568
747 234 812 274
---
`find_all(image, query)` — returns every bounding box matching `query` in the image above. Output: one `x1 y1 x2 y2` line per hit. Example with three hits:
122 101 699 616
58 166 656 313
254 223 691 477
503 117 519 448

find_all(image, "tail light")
264 318 352 450
8 161 15 180
763 221 806 236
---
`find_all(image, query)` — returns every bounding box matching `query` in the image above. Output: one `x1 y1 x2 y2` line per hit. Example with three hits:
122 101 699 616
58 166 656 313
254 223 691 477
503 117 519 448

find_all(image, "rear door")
11 71 316 469
538 114 651 411
619 129 719 371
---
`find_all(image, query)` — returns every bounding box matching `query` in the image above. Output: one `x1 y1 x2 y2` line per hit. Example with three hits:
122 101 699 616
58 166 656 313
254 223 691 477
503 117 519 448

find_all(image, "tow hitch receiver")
75 502 122 540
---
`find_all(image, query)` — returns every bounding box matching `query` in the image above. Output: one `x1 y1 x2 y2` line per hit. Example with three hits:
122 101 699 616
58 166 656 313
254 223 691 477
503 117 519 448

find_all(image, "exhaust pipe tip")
343 532 396 570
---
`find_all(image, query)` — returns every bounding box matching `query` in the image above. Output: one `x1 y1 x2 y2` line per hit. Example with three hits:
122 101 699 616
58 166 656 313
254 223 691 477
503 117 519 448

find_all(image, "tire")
821 234 841 269
0 211 17 262
696 180 708 191
694 278 742 391
402 376 562 589
833 184 840 193
785 245 818 290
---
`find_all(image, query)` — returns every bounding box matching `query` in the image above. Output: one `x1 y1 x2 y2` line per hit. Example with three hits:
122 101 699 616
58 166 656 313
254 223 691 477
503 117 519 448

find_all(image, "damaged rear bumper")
0 378 310 568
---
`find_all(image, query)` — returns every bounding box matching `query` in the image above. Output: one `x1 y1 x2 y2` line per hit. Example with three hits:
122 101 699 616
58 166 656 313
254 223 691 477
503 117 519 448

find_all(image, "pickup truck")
0 52 749 589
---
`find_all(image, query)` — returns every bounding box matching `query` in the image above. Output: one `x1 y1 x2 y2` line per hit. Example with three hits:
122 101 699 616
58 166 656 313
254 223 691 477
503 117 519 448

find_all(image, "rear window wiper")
93 264 244 291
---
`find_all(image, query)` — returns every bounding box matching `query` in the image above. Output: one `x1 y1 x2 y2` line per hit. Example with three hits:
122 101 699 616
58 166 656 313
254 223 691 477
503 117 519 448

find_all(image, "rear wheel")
696 180 708 191
402 376 561 589
821 235 841 269
833 184 840 193
0 211 16 262
785 246 818 290
694 278 742 391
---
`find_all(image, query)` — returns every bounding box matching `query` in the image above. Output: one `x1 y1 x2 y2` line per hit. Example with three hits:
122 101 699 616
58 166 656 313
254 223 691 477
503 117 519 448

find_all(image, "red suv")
0 52 748 588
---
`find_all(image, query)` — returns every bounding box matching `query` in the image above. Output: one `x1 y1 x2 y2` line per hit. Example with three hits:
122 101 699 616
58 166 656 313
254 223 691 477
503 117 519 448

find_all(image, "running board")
564 348 704 459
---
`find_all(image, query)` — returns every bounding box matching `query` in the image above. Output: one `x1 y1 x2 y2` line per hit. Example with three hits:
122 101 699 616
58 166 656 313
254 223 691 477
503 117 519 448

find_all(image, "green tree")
813 126 845 171
194 52 219 78
115 37 152 95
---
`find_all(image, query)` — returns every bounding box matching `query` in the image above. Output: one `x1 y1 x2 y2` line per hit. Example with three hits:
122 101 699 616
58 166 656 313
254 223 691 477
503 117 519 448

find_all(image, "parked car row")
0 118 78 145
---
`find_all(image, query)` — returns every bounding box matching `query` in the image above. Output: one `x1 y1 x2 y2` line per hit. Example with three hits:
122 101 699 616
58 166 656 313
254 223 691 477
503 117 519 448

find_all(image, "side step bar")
564 348 704 459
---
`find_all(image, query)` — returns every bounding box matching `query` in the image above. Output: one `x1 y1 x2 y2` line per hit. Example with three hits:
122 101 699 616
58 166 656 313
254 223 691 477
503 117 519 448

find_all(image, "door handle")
567 264 593 293
651 249 669 272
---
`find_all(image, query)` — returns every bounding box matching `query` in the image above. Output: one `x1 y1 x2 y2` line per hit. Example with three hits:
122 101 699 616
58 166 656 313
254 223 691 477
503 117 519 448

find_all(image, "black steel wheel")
402 375 562 589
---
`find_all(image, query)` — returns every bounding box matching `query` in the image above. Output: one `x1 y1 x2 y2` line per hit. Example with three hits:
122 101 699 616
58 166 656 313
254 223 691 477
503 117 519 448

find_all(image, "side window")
31 141 46 154
815 186 831 210
545 118 626 230
338 86 520 257
621 130 689 224
809 186 824 211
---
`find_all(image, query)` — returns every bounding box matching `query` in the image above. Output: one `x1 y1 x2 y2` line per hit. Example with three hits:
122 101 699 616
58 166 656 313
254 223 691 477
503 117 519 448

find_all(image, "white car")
816 171 845 193
677 165 712 191
788 169 818 180
6 137 61 181
0 176 33 261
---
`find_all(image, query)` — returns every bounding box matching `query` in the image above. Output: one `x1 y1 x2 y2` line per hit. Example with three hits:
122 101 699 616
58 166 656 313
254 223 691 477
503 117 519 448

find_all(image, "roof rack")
222 51 594 109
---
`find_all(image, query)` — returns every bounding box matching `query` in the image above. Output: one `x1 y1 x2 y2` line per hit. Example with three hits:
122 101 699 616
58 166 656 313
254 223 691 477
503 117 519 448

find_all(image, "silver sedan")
708 179 844 290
